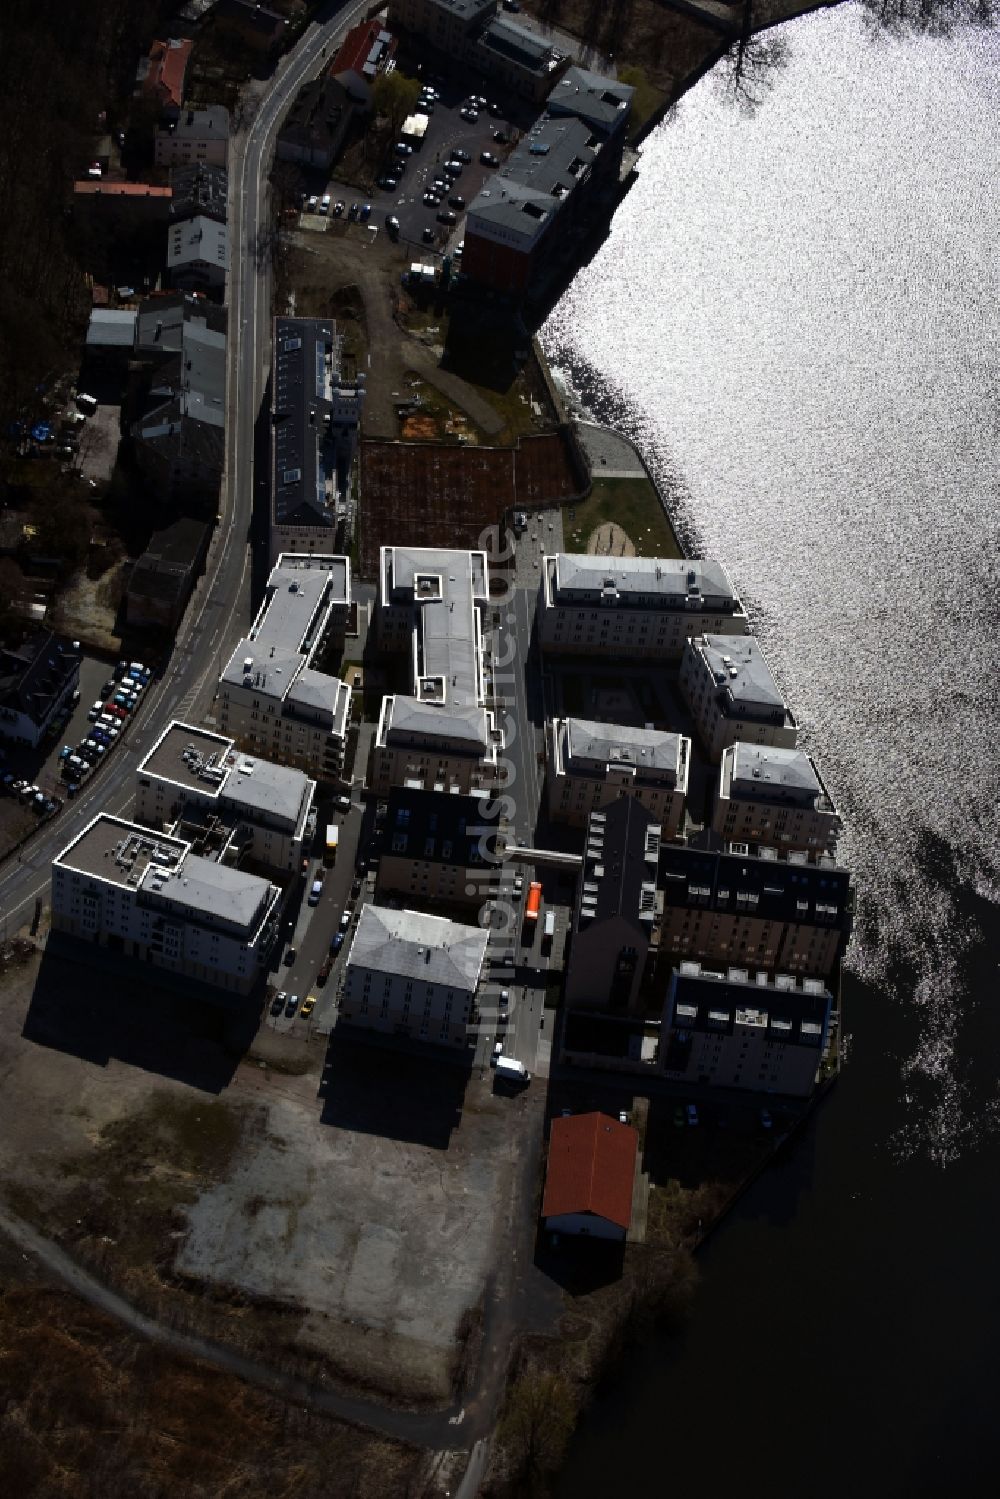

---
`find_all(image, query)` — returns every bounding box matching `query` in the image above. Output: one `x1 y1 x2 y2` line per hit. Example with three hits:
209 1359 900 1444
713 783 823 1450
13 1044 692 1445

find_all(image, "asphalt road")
0 0 370 937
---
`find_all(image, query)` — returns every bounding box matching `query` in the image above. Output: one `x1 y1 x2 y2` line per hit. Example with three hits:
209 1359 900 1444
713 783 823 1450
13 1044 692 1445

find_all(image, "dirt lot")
0 1235 424 1499
0 933 523 1410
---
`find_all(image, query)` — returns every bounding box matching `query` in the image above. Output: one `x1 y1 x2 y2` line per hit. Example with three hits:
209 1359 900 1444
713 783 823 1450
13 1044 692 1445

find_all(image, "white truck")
542 910 556 944
494 1054 530 1084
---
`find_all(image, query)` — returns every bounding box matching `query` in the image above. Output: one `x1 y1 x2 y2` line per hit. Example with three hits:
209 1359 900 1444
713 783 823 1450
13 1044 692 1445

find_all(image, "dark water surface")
541 7 1000 1494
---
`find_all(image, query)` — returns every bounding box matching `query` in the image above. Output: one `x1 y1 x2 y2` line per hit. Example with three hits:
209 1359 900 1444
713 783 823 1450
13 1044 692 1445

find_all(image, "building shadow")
532 1219 626 1296
21 933 252 1093
317 1027 471 1148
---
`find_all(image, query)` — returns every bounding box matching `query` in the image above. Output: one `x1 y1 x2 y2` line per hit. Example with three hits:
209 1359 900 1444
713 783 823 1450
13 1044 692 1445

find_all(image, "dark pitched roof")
383 785 498 867
0 632 79 724
659 843 852 932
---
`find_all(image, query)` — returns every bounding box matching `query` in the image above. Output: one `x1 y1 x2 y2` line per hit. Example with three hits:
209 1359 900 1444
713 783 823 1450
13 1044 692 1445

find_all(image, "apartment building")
131 294 227 504
136 722 316 876
330 17 397 107
660 961 832 1097
377 785 499 910
538 554 748 660
217 554 352 782
679 634 798 762
276 75 356 170
371 546 501 796
124 518 210 633
548 716 689 834
168 162 228 224
0 633 80 748
155 106 230 167
463 68 630 296
51 815 281 997
564 798 661 1017
167 215 228 295
136 37 193 120
388 0 495 60
340 905 489 1048
713 744 842 853
388 0 567 102
658 842 854 980
269 317 365 565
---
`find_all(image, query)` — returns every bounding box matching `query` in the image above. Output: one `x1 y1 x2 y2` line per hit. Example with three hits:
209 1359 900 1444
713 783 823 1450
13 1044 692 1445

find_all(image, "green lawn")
563 477 683 559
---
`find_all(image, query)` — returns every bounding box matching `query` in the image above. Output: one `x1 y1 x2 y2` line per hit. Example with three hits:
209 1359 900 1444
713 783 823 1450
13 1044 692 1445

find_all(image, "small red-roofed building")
330 17 397 108
541 1111 638 1242
137 38 193 119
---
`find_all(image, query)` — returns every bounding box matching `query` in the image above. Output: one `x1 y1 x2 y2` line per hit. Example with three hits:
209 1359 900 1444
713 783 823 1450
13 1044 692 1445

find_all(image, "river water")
541 6 1000 1494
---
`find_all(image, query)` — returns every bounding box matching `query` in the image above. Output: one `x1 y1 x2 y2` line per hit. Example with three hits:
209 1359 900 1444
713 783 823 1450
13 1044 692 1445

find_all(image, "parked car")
437 209 457 225
271 993 286 1016
285 993 299 1017
334 794 351 811
686 1103 699 1126
331 931 345 953
320 193 331 213
301 995 316 1018
448 195 465 210
394 142 413 156
87 701 103 721
422 227 435 244
339 909 351 930
480 150 499 167
423 191 441 207
284 947 297 965
444 159 463 176
460 107 478 123
378 175 399 191
360 203 371 220
317 959 333 985
760 1109 774 1130
306 194 318 211
333 200 344 216
385 215 400 238
493 129 510 144
348 202 359 220
618 1110 630 1125
451 148 471 164
489 101 504 116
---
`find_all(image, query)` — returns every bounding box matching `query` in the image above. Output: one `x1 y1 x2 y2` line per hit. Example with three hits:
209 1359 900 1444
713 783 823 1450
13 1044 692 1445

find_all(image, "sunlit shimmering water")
542 3 1000 1166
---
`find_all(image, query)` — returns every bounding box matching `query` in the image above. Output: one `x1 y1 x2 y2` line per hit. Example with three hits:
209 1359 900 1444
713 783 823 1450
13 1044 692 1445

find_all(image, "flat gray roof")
55 815 189 888
726 743 820 800
167 105 229 139
348 905 488 992
168 214 228 271
140 722 313 826
140 722 232 791
382 547 486 712
563 718 686 782
222 554 349 697
550 554 740 611
547 66 633 134
696 635 788 714
140 851 273 929
385 695 490 750
86 309 138 348
56 813 277 931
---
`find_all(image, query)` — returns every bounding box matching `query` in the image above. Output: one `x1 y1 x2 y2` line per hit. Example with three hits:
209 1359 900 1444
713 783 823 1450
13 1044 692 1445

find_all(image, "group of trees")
0 0 175 432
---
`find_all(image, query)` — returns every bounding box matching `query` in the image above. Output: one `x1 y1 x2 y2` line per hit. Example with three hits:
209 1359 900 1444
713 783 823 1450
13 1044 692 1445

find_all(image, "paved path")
575 419 647 477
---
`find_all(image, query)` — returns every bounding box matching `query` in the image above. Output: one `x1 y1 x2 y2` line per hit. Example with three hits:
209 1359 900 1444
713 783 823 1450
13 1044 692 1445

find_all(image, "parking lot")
307 76 530 258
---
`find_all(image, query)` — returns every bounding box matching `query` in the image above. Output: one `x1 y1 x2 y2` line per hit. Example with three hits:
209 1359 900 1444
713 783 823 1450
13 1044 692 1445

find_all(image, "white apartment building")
548 717 690 835
217 554 352 782
713 743 842 853
51 815 281 997
135 722 316 876
269 317 365 565
679 633 798 763
660 961 832 1098
340 905 489 1048
371 546 501 796
538 554 749 660
155 106 230 167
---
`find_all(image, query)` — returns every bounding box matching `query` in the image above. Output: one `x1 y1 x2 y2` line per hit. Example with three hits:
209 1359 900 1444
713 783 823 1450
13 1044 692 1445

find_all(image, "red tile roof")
74 182 172 198
143 38 193 110
541 1112 637 1231
331 18 393 79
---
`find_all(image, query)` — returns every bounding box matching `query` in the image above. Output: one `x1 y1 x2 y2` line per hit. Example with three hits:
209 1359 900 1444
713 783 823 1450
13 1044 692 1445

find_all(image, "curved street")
0 1 368 933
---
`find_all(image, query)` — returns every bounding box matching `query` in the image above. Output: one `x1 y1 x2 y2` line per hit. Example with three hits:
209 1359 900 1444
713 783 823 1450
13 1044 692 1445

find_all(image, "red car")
105 702 128 719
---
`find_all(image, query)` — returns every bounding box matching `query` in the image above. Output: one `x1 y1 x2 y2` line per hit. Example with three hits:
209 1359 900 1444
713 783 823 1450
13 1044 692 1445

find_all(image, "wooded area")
0 0 175 430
